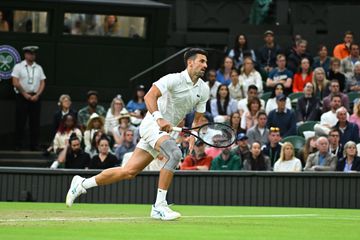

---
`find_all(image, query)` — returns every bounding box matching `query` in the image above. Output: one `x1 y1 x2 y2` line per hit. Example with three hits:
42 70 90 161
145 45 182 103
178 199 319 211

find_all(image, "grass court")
0 202 359 240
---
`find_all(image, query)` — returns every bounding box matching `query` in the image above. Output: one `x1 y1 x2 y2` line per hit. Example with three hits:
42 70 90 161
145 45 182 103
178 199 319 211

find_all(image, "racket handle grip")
172 127 182 132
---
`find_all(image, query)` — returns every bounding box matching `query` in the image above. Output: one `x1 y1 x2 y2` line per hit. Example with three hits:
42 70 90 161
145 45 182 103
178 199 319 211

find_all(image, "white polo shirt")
145 69 209 126
11 60 46 93
320 110 349 127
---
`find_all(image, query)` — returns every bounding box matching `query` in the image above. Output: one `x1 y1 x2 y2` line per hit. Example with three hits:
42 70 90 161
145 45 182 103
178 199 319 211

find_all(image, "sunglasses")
270 127 280 132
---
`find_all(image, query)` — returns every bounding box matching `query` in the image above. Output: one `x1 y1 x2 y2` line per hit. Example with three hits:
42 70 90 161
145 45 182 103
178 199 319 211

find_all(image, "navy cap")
237 133 248 141
276 93 287 101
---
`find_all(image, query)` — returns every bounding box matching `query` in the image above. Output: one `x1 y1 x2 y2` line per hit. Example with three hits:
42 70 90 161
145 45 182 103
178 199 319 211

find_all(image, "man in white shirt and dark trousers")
11 46 46 151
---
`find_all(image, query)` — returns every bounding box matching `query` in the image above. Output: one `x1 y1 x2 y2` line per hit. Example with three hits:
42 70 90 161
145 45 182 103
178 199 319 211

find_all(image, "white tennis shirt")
144 69 209 126
11 60 46 93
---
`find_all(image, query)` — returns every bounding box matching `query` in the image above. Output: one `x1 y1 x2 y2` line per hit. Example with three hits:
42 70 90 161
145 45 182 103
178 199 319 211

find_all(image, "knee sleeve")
160 138 182 172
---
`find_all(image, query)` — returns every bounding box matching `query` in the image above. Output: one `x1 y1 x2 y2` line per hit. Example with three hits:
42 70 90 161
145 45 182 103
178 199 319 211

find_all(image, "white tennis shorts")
136 117 169 158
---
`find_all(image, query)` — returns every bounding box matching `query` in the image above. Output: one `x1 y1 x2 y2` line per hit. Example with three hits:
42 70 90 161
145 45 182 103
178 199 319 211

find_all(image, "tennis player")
66 48 209 220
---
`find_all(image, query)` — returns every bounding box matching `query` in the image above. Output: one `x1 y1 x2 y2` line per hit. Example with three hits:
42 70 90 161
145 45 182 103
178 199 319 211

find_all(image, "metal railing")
129 47 190 82
129 47 225 83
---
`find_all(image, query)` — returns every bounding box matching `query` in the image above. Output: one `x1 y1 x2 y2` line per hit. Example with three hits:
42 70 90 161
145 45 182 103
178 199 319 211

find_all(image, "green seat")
297 121 318 137
347 91 360 103
281 135 306 152
288 92 304 109
260 92 272 103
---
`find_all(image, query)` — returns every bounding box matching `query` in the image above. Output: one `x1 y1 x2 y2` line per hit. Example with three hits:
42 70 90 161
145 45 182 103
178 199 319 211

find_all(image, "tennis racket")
172 122 236 148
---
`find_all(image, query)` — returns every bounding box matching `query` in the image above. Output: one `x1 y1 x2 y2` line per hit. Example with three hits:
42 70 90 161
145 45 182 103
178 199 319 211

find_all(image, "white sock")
155 188 167 206
81 177 98 189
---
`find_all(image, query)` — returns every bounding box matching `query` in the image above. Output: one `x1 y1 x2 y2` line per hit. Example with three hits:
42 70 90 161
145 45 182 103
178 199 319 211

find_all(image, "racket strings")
198 123 236 148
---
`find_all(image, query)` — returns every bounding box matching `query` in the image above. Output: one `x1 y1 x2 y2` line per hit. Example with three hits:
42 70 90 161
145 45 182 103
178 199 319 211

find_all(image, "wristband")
152 111 163 121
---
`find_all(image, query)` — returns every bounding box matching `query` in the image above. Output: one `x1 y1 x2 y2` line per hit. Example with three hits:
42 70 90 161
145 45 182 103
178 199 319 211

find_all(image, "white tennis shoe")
150 201 181 220
66 175 86 207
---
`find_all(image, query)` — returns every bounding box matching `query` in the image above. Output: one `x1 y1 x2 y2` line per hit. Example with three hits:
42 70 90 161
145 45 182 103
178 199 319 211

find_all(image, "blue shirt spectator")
216 57 234 86
216 69 231 85
126 85 147 112
126 100 146 112
115 142 135 165
268 68 293 84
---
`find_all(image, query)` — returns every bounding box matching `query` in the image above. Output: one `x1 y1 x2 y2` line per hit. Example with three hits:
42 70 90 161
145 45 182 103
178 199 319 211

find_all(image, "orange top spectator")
292 58 313 92
333 31 354 60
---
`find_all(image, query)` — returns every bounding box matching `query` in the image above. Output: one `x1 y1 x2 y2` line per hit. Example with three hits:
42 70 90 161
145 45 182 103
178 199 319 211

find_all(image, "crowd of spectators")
45 29 360 172
50 88 145 169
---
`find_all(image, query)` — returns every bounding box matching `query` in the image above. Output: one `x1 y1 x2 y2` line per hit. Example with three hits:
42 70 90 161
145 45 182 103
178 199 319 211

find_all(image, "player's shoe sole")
66 175 86 207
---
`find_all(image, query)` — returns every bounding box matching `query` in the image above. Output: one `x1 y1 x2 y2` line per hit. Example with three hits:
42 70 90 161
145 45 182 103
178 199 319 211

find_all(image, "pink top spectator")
205 147 222 159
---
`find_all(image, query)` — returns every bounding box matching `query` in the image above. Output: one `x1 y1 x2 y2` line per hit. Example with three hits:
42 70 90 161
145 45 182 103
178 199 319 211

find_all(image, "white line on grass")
0 214 320 223
182 214 319 218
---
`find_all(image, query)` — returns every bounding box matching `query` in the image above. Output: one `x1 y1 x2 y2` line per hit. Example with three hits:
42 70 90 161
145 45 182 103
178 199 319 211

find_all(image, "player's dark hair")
184 48 208 66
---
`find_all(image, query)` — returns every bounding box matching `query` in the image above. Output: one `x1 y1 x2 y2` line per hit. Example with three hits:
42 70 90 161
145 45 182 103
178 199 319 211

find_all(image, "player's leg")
94 148 154 185
66 147 153 207
151 135 182 220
